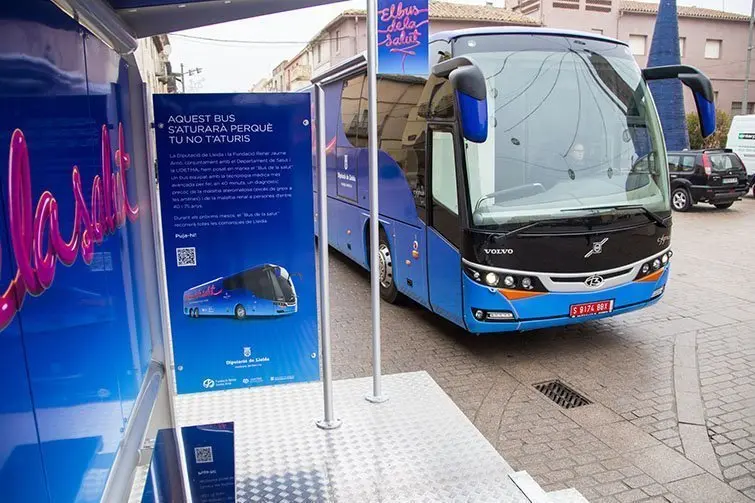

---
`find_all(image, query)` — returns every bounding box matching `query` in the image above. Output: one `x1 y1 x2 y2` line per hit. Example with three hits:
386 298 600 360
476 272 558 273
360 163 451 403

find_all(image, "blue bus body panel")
390 221 430 309
427 229 465 328
462 267 670 333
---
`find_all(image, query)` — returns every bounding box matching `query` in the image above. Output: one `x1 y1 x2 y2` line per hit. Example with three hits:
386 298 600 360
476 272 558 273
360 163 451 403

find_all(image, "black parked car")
667 149 749 211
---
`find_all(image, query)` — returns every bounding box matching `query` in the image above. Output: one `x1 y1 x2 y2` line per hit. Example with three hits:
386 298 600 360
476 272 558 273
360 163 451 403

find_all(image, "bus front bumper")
462 266 670 334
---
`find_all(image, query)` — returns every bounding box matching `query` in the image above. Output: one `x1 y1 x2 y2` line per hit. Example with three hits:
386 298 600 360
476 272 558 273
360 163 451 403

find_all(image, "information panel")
153 93 319 394
377 0 429 75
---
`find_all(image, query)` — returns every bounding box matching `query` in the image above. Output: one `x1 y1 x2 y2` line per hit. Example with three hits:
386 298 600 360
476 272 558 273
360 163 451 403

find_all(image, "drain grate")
534 380 591 409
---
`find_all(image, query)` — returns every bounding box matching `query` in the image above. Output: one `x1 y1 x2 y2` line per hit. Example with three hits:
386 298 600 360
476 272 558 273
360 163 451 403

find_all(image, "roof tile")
620 1 750 21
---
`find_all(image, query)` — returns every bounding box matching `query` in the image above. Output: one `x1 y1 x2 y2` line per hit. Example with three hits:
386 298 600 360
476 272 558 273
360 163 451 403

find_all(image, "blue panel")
647 0 689 151
181 423 235 502
153 93 320 395
0 1 157 501
377 0 429 76
0 221 48 503
426 228 464 328
462 267 670 334
390 220 430 308
456 91 488 143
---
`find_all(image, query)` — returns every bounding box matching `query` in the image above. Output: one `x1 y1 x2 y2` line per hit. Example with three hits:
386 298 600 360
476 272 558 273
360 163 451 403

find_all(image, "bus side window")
429 80 456 120
429 39 451 67
341 74 367 148
430 129 461 247
377 75 428 221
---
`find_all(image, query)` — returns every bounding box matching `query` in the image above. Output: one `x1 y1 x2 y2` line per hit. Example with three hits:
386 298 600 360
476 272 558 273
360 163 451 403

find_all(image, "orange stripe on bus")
498 289 546 300
637 268 665 282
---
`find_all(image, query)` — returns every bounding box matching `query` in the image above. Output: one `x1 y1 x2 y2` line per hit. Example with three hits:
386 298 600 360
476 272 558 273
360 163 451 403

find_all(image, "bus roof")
430 27 626 47
313 27 628 84
185 277 223 292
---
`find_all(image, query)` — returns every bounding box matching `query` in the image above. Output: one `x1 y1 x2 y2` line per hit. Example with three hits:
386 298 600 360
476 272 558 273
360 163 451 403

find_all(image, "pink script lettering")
0 123 140 331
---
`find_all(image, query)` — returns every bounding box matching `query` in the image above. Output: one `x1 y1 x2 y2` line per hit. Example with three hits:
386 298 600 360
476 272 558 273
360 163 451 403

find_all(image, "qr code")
176 247 196 267
194 446 213 464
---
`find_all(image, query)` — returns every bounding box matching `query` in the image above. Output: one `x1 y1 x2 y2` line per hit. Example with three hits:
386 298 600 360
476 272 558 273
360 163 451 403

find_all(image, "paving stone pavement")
328 196 755 502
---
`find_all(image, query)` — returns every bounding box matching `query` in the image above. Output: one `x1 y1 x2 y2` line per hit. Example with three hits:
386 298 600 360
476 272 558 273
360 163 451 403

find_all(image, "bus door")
426 124 465 327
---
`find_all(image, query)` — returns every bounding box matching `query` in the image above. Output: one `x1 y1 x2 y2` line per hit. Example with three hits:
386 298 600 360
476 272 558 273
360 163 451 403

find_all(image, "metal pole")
743 0 755 113
180 63 185 93
315 84 341 430
365 0 387 404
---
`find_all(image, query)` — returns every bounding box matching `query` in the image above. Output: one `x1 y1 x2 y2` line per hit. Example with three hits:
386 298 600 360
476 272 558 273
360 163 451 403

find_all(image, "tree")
687 109 731 149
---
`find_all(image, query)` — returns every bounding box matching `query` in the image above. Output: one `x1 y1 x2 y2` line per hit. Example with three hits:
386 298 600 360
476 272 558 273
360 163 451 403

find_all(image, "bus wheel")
192 308 199 318
234 304 246 320
378 228 399 303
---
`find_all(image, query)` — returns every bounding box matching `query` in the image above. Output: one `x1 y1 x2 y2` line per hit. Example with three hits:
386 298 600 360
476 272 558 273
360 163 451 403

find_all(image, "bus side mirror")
449 65 488 143
643 64 716 137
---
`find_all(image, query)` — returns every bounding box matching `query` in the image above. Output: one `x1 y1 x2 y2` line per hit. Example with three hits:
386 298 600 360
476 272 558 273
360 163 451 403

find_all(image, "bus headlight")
635 251 671 280
521 277 533 290
503 275 515 288
485 272 499 286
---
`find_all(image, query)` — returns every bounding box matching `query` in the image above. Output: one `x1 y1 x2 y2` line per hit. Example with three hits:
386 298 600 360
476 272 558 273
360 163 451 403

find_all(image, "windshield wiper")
503 220 547 237
560 204 669 227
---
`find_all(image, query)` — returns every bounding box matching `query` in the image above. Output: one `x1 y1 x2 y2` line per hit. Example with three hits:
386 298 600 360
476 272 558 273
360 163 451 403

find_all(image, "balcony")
290 64 312 83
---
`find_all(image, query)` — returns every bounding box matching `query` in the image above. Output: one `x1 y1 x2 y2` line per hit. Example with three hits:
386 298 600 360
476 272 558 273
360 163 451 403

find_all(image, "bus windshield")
274 267 296 302
454 34 669 228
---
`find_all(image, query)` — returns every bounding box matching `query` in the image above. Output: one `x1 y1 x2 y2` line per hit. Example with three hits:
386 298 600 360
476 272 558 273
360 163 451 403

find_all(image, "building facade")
260 1 538 92
509 0 751 116
257 0 751 117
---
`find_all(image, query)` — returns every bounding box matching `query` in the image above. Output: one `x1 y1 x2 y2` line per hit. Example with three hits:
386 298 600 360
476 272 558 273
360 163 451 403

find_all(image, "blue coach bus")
313 27 716 334
183 264 298 319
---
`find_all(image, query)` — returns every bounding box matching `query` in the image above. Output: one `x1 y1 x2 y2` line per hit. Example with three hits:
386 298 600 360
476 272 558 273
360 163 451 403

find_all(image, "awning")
59 0 345 54
108 0 345 38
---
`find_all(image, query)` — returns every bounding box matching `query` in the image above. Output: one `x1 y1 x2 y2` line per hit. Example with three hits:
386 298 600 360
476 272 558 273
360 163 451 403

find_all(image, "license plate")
723 177 738 184
569 300 614 318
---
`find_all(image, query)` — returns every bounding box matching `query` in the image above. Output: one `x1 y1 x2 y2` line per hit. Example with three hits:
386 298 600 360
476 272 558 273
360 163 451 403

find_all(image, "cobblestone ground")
328 195 755 502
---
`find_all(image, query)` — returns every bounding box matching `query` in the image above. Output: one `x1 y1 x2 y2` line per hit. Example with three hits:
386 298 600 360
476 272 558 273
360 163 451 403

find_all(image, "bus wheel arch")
364 221 400 304
234 304 247 320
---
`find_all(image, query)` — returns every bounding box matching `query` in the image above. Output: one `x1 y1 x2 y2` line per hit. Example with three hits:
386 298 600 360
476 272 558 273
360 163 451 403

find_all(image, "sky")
166 0 753 93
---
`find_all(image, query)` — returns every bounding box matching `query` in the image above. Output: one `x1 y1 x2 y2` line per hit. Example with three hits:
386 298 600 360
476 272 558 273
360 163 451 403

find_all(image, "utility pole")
177 63 202 93
743 0 755 114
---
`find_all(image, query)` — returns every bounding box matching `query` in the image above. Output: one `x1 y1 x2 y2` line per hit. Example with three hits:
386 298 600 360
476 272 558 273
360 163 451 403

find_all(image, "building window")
592 28 603 35
628 35 646 56
714 90 718 105
679 37 686 57
335 30 341 53
315 42 322 63
732 101 755 116
705 39 722 59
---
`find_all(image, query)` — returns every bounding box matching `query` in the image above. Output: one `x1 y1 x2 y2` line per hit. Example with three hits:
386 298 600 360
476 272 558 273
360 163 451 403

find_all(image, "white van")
727 114 755 175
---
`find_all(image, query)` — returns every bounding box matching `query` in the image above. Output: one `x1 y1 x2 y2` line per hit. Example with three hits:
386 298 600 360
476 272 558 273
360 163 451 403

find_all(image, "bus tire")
378 228 399 304
234 304 246 320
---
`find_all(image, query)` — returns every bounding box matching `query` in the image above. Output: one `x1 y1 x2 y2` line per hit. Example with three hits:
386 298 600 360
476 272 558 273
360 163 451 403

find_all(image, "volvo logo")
584 238 609 258
484 248 514 255
584 275 604 288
